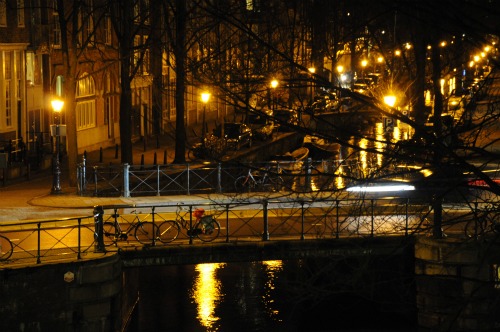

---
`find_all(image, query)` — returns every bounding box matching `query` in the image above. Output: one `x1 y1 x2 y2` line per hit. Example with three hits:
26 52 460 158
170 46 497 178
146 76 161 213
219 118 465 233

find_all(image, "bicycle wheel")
0 235 13 261
103 222 118 246
157 220 180 243
195 217 220 242
235 176 250 193
134 222 159 245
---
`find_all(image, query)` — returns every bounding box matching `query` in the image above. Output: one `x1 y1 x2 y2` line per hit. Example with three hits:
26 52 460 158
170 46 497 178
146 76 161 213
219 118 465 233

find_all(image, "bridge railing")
0 196 454 267
76 159 365 197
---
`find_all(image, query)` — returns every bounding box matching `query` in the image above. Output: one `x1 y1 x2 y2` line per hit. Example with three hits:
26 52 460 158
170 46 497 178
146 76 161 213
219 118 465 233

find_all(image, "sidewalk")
0 123 216 221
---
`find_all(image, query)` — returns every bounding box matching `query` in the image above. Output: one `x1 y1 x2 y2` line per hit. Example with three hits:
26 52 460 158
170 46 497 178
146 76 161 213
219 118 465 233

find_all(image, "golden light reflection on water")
192 263 226 330
262 260 283 321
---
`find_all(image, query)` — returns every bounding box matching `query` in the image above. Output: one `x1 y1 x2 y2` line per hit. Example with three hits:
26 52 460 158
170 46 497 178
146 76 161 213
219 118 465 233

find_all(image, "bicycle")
464 204 500 238
103 208 160 246
234 167 285 193
157 206 220 243
0 234 14 261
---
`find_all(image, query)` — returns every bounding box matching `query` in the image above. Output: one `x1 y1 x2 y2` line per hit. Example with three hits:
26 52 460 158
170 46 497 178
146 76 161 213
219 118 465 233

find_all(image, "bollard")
93 205 105 253
81 153 87 193
163 149 167 164
153 152 157 166
115 144 119 159
99 147 103 163
140 154 145 170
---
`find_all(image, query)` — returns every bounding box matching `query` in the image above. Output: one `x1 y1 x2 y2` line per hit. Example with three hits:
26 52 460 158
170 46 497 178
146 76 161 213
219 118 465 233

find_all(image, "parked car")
221 122 253 150
273 109 299 132
247 109 275 140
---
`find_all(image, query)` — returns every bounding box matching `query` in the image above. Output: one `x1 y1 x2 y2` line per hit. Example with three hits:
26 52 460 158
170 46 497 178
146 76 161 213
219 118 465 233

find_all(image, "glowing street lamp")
51 98 64 194
201 92 211 143
361 60 368 78
384 95 396 108
270 79 278 109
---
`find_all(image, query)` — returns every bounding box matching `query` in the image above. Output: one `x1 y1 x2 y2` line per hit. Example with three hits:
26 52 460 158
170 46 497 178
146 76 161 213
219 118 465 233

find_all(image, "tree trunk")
173 0 187 164
118 2 134 164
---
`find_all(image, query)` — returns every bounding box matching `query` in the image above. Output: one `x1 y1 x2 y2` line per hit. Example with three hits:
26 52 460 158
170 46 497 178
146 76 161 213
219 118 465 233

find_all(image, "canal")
124 255 418 331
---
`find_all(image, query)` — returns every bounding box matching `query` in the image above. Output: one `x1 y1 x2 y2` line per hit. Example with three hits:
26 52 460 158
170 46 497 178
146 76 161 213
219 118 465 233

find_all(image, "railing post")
405 198 409 236
187 163 190 195
37 222 41 264
370 199 375 237
151 206 156 246
217 163 222 193
262 200 269 241
188 205 193 245
94 205 105 253
300 200 305 240
335 199 340 239
225 203 230 243
77 218 82 260
123 163 130 197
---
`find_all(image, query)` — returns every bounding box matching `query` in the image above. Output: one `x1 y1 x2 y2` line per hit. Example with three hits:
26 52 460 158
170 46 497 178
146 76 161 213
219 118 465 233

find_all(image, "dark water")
124 256 418 332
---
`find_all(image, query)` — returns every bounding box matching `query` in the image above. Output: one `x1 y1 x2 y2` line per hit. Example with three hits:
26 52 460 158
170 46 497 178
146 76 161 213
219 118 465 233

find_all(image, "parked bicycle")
103 208 160 246
157 206 220 243
0 234 13 261
234 167 285 193
464 204 500 238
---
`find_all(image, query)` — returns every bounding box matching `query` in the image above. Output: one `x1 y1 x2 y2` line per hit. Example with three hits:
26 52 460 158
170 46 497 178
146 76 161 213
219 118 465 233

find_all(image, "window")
104 15 112 45
76 73 96 130
53 1 61 48
4 52 12 127
86 0 95 46
133 34 149 75
17 0 25 27
0 1 6 27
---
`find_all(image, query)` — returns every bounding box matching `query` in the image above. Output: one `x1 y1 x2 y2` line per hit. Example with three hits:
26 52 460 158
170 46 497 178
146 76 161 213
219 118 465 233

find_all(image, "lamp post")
51 98 64 194
361 59 368 79
270 79 278 110
201 92 210 146
308 67 315 104
336 65 344 88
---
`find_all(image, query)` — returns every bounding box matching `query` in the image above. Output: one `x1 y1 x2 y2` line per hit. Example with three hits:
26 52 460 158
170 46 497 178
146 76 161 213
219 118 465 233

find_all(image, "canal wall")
415 236 500 331
0 255 122 332
2 236 500 331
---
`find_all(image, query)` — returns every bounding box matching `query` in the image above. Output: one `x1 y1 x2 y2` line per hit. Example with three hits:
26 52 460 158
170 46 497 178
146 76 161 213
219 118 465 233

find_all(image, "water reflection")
191 263 226 329
189 261 284 330
262 260 283 321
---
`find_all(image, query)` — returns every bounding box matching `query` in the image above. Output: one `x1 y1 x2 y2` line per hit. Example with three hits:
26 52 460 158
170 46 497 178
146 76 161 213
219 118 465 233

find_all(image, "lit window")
76 73 96 130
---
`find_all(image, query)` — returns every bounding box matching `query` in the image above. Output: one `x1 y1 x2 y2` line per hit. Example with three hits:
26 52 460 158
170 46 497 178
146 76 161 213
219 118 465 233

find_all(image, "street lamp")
270 79 278 110
336 65 345 88
51 98 64 194
201 92 211 143
384 95 396 108
361 59 368 79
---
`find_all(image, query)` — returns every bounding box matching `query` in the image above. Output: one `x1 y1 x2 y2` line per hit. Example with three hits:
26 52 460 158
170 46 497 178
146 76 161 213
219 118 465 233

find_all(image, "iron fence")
77 159 364 197
0 196 468 267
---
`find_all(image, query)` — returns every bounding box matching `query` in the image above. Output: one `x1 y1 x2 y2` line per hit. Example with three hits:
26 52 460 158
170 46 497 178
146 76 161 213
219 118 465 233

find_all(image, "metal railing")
77 159 365 197
0 196 449 267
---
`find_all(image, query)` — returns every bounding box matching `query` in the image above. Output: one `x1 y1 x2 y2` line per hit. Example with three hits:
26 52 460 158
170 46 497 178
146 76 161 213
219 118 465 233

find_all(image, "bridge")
0 194 475 269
